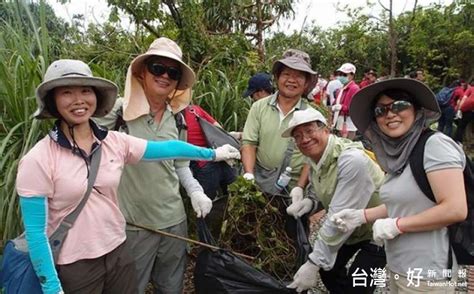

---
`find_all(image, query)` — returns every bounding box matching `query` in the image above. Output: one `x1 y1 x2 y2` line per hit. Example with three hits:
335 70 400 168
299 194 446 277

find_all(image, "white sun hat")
282 108 328 138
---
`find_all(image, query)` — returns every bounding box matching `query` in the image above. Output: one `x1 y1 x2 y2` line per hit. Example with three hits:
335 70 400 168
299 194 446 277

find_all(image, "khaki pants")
56 240 137 294
126 220 188 294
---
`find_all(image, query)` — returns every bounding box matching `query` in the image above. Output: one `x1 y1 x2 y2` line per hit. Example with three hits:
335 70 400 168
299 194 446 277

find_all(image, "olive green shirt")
242 92 308 187
95 99 188 230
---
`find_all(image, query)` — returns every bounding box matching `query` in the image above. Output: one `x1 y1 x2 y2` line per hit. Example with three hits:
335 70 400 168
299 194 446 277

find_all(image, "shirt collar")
268 91 305 110
48 119 108 152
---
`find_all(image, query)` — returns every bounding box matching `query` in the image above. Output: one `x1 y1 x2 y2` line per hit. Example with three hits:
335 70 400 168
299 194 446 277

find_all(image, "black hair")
45 87 101 118
373 89 419 109
275 64 311 82
143 55 182 87
260 85 275 94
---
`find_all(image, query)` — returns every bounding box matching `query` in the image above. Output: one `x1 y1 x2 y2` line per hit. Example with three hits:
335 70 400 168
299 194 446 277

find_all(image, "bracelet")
396 217 404 234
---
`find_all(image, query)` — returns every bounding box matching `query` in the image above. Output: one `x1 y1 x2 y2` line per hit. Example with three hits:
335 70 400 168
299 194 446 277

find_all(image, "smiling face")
141 56 181 100
374 94 416 138
276 67 309 100
53 85 97 126
293 121 330 162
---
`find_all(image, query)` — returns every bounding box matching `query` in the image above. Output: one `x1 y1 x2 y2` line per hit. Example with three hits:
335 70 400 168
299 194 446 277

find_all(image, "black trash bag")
295 217 312 268
194 219 297 294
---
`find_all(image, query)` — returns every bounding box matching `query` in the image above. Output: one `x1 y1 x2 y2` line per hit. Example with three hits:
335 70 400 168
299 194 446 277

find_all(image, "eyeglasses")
293 125 325 143
146 63 182 81
374 100 413 118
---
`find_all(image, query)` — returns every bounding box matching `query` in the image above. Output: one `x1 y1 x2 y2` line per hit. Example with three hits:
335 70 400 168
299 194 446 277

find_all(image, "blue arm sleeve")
20 196 62 294
142 140 216 161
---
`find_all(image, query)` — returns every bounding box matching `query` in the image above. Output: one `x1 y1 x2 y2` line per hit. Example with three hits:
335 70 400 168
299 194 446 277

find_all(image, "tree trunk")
256 0 265 62
389 0 397 77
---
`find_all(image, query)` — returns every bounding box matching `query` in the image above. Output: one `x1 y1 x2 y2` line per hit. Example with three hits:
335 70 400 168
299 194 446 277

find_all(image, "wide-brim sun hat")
271 48 317 77
130 37 195 90
272 49 317 97
122 37 195 121
35 59 118 119
282 107 327 138
349 78 441 133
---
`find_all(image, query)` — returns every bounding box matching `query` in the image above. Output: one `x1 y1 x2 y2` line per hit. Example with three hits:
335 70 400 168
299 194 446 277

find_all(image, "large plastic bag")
194 219 299 294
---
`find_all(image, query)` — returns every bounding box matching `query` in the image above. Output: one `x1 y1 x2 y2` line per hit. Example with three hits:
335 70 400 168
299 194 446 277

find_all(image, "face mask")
337 76 349 85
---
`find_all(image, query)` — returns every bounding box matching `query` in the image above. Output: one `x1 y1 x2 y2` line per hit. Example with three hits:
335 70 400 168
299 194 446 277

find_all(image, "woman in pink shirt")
4 59 240 294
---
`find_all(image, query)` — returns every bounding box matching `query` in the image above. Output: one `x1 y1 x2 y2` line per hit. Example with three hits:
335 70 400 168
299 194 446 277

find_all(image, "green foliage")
193 68 251 131
220 176 298 281
0 1 53 241
396 2 474 86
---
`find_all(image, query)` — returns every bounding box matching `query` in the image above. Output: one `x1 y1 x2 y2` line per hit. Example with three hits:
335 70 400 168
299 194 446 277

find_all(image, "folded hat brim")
281 117 326 138
349 78 441 133
272 59 317 76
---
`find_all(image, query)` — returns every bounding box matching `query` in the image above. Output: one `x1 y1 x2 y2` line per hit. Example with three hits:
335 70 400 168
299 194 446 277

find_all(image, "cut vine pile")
218 176 299 282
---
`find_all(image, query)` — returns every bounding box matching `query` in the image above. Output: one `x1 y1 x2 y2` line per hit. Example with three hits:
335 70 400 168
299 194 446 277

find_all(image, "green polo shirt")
95 100 188 230
242 92 308 186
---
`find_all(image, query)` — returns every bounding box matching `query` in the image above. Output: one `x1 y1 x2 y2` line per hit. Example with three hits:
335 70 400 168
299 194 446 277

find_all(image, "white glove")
229 131 242 140
331 104 342 112
189 191 212 218
243 173 255 181
372 218 403 245
289 187 304 204
329 209 366 233
214 144 241 161
287 260 320 292
286 198 313 218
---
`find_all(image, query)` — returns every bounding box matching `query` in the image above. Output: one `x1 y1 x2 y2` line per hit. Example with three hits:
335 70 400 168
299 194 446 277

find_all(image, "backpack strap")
408 129 457 270
174 108 188 141
113 105 128 133
408 129 437 202
48 145 102 261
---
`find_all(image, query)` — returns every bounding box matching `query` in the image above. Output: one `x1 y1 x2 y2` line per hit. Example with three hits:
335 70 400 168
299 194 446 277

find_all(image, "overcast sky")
47 0 454 32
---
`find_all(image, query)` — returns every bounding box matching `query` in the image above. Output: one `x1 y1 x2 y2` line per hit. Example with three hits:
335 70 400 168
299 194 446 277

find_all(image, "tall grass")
193 67 252 131
0 1 52 243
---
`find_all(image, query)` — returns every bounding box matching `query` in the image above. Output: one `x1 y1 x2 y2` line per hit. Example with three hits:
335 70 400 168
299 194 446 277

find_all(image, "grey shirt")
309 144 379 270
382 132 465 280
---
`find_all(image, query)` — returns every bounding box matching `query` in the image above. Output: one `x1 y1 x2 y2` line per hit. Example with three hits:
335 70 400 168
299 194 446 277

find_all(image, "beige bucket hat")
123 37 195 120
271 49 317 97
34 59 118 119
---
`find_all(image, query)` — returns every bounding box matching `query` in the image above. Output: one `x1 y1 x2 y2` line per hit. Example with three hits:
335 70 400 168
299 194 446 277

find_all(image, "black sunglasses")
374 100 413 118
146 63 182 81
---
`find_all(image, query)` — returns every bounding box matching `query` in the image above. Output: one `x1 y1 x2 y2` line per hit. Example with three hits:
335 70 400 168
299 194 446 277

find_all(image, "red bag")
461 94 474 112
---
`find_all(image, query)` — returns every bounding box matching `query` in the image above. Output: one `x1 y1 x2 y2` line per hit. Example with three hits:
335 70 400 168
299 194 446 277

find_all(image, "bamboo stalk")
129 223 255 261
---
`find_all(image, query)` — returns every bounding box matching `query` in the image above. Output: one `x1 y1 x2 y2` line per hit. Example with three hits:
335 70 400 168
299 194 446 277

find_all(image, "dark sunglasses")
374 100 413 118
146 63 182 81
